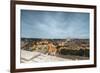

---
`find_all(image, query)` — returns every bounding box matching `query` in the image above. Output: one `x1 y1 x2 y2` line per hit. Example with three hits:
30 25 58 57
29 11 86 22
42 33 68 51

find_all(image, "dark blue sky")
21 10 90 39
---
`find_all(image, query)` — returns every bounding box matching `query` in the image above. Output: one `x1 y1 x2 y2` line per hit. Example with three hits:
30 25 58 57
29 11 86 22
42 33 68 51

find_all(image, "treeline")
59 49 89 57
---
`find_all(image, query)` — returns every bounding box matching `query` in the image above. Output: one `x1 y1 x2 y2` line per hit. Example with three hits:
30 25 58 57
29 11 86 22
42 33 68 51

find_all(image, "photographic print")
21 10 90 63
11 0 96 72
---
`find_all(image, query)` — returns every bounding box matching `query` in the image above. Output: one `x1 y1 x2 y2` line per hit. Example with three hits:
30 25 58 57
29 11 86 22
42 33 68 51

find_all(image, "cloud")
21 10 89 39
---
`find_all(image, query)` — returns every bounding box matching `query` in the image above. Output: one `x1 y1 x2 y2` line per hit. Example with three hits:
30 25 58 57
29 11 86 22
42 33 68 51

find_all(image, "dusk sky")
21 10 90 39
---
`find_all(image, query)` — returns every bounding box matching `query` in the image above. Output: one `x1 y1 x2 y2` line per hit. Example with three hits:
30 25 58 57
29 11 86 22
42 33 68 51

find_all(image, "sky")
21 10 90 39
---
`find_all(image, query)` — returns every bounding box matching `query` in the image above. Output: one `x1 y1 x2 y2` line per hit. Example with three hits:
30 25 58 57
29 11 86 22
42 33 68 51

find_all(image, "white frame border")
15 4 94 69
